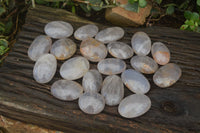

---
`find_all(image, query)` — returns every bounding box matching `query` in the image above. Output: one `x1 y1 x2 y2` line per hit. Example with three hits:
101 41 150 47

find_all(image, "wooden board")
0 5 200 133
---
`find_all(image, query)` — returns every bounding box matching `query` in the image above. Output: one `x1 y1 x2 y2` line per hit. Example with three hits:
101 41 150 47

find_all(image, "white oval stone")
153 63 182 88
121 69 150 94
28 35 52 61
131 31 151 56
74 24 98 40
51 80 83 101
78 92 105 114
95 27 124 43
60 56 90 80
118 94 151 118
97 58 126 75
107 42 134 59
33 54 57 83
101 75 124 106
82 69 102 93
50 38 76 60
44 21 73 39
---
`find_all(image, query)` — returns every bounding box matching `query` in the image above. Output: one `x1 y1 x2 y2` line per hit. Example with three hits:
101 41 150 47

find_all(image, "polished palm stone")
131 31 151 56
74 24 98 40
130 55 158 74
33 54 57 83
151 42 170 65
51 80 83 101
95 27 124 43
97 58 126 75
153 63 182 88
118 94 151 118
101 75 124 106
107 42 134 59
44 21 73 39
50 38 76 60
80 37 107 62
78 92 105 114
121 69 150 94
82 69 102 93
60 56 90 80
28 35 52 61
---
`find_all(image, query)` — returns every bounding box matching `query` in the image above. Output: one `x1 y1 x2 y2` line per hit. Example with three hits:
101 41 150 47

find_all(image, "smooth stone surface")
80 38 107 62
74 24 98 40
151 42 170 65
107 42 134 59
130 55 158 74
82 69 102 93
60 56 90 80
97 58 126 75
153 63 182 88
33 54 57 83
50 38 76 60
121 69 150 94
101 75 124 106
51 80 83 101
118 94 151 118
78 92 105 114
131 31 151 56
28 35 52 61
95 27 124 43
44 21 73 39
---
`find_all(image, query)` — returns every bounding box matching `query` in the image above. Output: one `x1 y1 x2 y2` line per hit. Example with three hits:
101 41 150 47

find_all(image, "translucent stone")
97 58 126 75
82 69 102 93
60 56 90 80
153 63 182 88
131 31 151 56
44 21 73 39
78 92 105 114
107 42 134 59
151 42 170 65
51 80 83 101
101 75 124 106
118 94 151 118
121 69 150 94
33 54 57 83
28 35 52 61
50 38 76 60
130 55 158 74
80 38 107 62
74 24 98 40
95 27 124 43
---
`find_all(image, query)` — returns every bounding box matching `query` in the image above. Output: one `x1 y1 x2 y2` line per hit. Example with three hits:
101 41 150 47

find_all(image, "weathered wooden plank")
0 5 200 133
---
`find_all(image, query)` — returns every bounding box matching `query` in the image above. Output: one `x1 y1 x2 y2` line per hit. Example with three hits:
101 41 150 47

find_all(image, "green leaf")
185 20 194 26
128 0 136 4
4 18 13 35
197 0 200 6
71 6 76 14
89 0 102 11
124 2 139 12
190 25 196 31
0 7 6 16
154 0 162 4
0 22 5 34
80 4 91 13
180 24 188 30
191 12 199 21
166 6 174 15
0 39 8 55
184 11 192 20
139 0 147 8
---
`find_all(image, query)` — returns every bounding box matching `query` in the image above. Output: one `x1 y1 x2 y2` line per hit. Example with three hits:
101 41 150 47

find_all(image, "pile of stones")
28 21 182 118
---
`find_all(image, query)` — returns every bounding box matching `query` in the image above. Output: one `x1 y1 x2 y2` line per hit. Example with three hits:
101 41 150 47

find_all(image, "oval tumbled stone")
151 42 170 65
118 94 151 118
131 31 151 56
74 24 98 40
60 56 90 80
28 35 52 61
130 55 158 74
121 69 150 94
97 58 126 75
95 27 124 43
153 63 182 88
82 69 102 93
107 42 134 59
101 75 124 106
80 37 107 62
50 38 76 60
33 54 57 83
78 92 105 114
44 21 73 39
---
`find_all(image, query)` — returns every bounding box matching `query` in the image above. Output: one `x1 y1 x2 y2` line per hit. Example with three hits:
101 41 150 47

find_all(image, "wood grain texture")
0 5 200 133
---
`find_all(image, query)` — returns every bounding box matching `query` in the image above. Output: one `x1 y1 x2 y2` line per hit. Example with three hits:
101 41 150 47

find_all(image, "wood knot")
161 101 177 113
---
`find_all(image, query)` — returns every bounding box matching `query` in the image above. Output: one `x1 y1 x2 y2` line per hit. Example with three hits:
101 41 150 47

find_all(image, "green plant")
122 0 147 12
